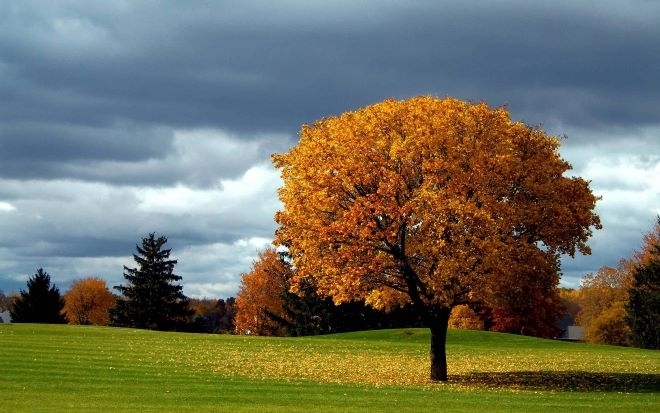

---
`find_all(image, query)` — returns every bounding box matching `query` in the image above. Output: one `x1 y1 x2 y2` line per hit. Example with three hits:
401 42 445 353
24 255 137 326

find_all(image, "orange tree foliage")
577 219 660 347
273 96 601 381
633 217 660 267
235 247 291 336
577 263 631 346
448 305 483 330
63 277 116 325
483 254 563 337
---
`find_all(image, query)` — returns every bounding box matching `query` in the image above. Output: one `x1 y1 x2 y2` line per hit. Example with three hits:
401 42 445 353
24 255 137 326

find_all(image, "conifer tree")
111 233 192 330
626 221 660 349
10 268 66 323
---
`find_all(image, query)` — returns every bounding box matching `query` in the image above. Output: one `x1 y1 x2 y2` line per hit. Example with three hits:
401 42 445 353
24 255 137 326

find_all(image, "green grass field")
0 324 658 412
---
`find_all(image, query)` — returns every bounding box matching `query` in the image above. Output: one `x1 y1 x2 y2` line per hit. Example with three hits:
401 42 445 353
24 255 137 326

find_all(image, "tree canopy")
10 268 66 324
273 96 601 381
235 247 291 336
235 247 425 337
0 290 13 313
111 233 192 330
64 277 116 325
626 217 660 349
577 263 632 346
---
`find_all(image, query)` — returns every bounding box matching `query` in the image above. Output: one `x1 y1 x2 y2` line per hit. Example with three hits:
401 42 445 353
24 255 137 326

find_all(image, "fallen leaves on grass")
140 335 660 392
204 339 429 386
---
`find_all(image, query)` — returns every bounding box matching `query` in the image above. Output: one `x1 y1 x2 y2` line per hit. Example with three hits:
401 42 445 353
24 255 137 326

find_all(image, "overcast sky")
1 0 658 298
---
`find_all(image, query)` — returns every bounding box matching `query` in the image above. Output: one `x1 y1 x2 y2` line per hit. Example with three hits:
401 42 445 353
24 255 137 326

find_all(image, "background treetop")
111 233 192 331
10 268 66 324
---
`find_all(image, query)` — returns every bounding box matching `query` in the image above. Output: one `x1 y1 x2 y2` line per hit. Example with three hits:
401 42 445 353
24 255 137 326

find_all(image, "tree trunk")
429 307 450 381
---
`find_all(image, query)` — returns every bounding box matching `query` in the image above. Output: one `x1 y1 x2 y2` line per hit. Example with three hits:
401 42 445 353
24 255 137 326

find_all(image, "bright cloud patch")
176 237 273 298
0 202 16 212
135 162 281 215
585 154 659 192
584 154 660 221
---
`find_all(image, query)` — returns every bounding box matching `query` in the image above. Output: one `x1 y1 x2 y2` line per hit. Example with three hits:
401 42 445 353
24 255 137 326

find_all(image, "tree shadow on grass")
449 371 660 392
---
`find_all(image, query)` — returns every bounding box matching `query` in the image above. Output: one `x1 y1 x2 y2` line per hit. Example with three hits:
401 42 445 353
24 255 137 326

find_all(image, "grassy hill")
1 324 658 412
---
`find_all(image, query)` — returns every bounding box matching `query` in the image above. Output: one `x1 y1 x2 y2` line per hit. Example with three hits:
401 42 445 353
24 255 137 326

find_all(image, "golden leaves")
207 338 428 386
576 263 632 345
63 278 116 325
273 95 601 313
235 247 291 336
155 330 658 391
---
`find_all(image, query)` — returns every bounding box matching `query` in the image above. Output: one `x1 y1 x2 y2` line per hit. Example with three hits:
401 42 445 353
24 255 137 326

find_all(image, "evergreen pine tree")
626 243 660 349
10 268 66 323
111 233 192 330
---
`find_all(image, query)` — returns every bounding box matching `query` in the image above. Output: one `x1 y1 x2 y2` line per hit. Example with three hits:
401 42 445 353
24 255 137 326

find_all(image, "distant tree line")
3 222 659 351
3 233 205 331
235 246 561 338
442 217 660 350
234 218 660 350
563 217 660 349
1 232 420 335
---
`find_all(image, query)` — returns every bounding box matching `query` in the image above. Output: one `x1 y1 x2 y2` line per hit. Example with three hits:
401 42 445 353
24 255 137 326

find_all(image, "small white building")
568 326 585 340
560 325 585 341
0 310 11 323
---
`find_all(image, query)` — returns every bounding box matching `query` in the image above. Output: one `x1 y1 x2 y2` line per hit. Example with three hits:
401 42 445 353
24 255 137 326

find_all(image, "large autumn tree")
273 96 601 381
111 233 192 331
63 277 116 325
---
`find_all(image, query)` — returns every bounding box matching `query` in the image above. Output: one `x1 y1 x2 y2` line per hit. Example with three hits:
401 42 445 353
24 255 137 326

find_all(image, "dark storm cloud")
3 1 659 140
0 123 173 163
0 0 658 296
